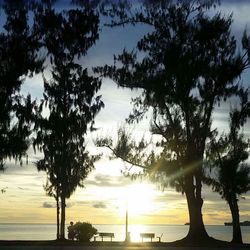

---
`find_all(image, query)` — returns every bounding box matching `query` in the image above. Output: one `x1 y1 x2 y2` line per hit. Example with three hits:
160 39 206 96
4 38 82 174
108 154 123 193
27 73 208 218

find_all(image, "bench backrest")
99 232 114 237
140 233 155 238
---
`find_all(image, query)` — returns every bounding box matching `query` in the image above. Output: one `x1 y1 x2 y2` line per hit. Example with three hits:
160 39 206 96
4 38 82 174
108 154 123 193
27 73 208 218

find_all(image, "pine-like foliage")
33 1 103 239
95 0 250 241
0 0 43 170
205 91 250 244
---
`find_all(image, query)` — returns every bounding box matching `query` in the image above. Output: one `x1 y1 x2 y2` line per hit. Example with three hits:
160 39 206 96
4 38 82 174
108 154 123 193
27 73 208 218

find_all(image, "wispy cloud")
42 202 56 208
85 173 131 187
92 201 107 209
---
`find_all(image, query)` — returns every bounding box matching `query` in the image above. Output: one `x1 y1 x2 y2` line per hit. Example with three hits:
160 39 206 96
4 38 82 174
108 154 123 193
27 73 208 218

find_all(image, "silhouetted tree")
95 0 250 242
0 0 43 170
33 1 103 239
205 91 250 244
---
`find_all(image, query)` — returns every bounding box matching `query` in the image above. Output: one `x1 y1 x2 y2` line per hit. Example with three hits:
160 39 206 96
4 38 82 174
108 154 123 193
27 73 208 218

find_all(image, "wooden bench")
140 233 155 242
94 232 114 242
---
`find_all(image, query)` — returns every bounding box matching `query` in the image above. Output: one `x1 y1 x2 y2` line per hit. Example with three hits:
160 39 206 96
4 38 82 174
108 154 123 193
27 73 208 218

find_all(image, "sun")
116 183 156 217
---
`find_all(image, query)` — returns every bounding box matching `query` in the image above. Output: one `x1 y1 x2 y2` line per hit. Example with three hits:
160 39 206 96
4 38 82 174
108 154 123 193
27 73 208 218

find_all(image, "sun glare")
128 224 146 242
116 183 156 217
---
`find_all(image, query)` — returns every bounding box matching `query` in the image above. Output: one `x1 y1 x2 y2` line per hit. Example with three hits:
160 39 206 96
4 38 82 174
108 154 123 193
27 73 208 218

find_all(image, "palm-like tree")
205 99 250 244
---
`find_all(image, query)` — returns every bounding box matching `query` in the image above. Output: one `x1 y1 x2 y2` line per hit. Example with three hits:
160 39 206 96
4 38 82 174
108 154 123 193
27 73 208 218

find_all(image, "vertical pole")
125 207 128 242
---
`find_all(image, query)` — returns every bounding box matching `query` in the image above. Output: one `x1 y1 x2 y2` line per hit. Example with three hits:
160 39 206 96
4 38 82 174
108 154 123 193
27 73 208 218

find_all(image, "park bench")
140 233 155 242
94 232 114 242
140 233 163 242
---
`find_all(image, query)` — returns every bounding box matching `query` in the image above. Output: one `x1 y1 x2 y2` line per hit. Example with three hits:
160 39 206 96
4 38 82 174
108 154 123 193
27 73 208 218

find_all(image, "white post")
125 207 128 242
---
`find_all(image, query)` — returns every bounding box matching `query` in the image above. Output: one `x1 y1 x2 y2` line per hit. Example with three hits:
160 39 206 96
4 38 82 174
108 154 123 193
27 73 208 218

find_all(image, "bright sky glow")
1 0 250 227
115 183 156 216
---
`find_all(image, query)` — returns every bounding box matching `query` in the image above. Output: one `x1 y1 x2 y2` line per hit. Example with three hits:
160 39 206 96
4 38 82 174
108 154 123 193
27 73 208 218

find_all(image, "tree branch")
104 144 148 170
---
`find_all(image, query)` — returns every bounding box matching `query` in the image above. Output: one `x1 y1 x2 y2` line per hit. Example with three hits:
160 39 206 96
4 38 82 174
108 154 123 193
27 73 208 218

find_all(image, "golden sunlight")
116 183 156 217
128 224 146 242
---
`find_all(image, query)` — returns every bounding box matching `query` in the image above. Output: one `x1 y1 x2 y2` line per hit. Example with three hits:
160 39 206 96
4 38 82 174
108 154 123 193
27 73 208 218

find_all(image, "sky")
1 0 250 227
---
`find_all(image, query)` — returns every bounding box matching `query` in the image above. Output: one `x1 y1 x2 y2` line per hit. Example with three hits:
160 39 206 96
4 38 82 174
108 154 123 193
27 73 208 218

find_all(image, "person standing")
68 221 75 240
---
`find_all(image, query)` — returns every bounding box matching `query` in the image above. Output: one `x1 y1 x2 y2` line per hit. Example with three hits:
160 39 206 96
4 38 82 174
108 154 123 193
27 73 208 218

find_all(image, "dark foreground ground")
0 238 250 250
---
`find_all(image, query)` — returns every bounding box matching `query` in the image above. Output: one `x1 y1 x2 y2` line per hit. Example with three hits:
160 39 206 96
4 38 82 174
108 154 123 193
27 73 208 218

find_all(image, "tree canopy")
33 1 103 239
95 0 250 242
205 90 250 243
0 0 43 170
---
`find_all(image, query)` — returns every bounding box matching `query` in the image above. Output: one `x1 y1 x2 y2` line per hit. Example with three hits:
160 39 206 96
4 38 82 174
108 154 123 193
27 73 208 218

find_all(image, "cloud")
42 201 74 208
86 174 131 187
42 202 56 208
66 202 75 208
76 201 89 206
92 201 107 209
205 212 219 217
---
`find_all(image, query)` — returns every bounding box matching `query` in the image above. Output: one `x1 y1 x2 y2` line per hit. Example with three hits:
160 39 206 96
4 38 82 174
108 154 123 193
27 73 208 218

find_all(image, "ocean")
1 224 250 243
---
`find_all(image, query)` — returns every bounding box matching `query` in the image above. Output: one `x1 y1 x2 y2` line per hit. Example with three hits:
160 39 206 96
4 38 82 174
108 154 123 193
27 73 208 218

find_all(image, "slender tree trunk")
228 197 242 244
60 191 66 239
185 175 209 241
56 193 60 240
60 128 67 240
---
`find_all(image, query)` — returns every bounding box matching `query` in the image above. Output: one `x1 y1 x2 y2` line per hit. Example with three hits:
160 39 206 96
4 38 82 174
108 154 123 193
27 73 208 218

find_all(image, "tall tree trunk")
228 197 242 244
56 192 60 240
61 131 67 240
185 175 209 241
60 192 66 239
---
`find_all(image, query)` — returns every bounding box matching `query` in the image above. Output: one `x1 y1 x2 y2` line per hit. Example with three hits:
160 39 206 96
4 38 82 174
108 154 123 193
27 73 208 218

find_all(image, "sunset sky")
1 0 250 226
